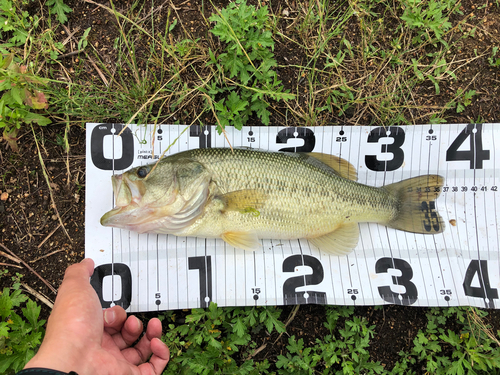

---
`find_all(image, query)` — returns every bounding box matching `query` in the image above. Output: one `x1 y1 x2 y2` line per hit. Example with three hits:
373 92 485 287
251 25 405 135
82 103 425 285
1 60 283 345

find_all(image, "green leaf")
46 0 72 24
233 317 246 338
0 321 10 337
17 110 51 126
22 300 41 328
227 91 247 113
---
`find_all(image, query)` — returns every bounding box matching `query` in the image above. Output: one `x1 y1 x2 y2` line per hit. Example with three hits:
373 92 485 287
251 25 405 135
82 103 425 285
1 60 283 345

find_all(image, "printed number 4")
446 124 490 169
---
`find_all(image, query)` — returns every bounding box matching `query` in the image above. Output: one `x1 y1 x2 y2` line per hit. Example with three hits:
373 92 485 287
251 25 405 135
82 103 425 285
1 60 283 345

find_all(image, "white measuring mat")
85 123 500 311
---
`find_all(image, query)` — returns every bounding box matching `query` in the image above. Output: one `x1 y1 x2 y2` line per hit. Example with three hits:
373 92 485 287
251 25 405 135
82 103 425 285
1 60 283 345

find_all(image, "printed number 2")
375 257 418 305
365 126 405 172
282 255 326 304
276 127 316 152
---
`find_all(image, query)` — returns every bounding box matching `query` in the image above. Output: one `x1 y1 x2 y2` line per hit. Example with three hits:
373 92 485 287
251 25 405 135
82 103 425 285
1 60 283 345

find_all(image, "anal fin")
221 231 261 251
308 223 359 256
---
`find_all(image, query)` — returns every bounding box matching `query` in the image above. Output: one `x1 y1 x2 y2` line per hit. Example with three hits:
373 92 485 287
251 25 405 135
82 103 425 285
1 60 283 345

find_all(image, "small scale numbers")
252 287 261 300
347 288 359 301
440 289 452 302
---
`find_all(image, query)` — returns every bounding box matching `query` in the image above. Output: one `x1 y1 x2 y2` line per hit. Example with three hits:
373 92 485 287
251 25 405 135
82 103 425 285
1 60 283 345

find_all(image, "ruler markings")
86 124 500 311
493 124 500 296
426 124 446 289
472 125 492 308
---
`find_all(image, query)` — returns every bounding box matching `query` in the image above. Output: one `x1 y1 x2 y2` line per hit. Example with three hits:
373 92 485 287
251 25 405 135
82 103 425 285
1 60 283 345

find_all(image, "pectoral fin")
221 231 261 251
308 223 359 256
219 190 268 213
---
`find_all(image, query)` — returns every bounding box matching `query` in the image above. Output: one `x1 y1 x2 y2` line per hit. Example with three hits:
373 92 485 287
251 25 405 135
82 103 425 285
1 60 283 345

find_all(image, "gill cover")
100 159 212 233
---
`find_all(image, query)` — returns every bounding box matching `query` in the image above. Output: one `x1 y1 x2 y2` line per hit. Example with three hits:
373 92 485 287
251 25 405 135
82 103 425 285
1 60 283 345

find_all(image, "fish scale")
101 147 444 255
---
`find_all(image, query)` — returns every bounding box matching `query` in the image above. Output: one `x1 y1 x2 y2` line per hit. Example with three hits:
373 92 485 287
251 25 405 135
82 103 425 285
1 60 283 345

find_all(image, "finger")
60 258 95 291
120 318 163 365
103 305 128 335
107 315 144 351
137 338 170 375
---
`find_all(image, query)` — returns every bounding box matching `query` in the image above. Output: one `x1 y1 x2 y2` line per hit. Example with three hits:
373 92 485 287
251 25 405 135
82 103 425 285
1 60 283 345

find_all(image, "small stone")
0 192 8 201
282 9 289 16
52 214 58 220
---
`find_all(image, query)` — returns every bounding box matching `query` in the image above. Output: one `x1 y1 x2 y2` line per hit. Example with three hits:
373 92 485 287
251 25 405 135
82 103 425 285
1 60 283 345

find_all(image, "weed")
0 272 46 375
276 306 383 374
161 302 285 374
393 307 500 374
46 0 72 24
205 0 294 132
0 0 40 49
399 0 457 45
0 54 51 152
488 46 500 67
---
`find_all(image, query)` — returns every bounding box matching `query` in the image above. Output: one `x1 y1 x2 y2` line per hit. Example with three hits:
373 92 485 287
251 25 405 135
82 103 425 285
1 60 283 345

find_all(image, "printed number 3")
365 126 405 172
375 257 418 306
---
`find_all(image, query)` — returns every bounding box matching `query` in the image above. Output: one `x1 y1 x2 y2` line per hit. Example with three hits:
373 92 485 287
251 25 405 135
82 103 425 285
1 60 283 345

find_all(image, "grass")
1 0 500 373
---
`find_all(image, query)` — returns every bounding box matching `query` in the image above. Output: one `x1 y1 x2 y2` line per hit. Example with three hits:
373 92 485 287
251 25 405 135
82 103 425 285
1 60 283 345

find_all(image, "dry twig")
0 243 57 294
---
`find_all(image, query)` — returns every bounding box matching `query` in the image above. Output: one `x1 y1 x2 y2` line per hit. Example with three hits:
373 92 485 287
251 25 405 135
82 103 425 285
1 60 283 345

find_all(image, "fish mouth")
100 173 149 228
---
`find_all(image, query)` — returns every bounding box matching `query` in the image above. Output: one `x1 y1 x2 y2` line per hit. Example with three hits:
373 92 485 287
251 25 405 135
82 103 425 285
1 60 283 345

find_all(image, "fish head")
100 158 211 233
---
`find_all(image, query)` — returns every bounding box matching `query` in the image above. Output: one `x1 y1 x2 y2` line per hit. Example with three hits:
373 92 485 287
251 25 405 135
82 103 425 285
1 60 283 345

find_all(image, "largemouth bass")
100 148 444 255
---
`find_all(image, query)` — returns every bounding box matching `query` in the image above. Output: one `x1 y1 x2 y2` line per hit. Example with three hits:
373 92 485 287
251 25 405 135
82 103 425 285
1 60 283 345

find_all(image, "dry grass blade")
0 242 57 294
0 250 21 263
467 307 500 347
0 262 23 269
21 283 54 309
37 223 62 249
273 304 300 344
30 249 66 263
30 124 72 243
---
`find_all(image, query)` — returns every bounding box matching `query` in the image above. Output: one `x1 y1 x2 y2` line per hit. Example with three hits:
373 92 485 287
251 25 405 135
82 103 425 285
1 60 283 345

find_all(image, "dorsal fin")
308 153 358 181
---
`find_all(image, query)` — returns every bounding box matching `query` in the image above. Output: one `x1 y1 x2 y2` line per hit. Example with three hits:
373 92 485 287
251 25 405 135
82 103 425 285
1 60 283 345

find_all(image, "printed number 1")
189 256 212 308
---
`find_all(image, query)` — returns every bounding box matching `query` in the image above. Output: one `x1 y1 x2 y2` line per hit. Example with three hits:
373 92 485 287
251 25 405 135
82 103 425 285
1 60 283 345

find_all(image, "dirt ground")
2 0 500 371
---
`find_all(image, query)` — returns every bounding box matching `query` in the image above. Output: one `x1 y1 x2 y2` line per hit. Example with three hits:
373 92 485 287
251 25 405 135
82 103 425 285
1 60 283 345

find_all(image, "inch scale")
85 123 500 312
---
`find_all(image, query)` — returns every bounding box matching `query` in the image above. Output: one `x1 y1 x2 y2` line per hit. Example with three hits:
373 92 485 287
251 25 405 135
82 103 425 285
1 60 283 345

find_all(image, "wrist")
17 368 78 375
24 343 92 375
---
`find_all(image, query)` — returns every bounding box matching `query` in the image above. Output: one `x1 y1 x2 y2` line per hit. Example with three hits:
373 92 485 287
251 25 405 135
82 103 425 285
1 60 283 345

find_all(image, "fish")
100 148 445 255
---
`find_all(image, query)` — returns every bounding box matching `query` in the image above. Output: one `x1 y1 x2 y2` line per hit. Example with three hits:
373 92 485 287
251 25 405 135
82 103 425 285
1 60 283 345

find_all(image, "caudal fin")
384 175 445 234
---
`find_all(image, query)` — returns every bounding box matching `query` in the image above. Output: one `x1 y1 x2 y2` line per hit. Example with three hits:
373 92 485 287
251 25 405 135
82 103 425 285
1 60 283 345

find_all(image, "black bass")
100 148 444 255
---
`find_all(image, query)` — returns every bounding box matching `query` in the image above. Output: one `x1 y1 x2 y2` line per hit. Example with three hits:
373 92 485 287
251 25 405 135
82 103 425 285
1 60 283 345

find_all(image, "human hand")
24 258 170 375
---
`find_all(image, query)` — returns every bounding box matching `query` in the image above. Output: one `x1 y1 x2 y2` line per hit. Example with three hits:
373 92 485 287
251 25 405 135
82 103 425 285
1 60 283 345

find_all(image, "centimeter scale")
85 123 500 312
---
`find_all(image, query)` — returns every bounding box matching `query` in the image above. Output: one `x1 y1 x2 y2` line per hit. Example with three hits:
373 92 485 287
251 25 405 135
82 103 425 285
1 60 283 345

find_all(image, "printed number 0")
90 263 132 309
365 126 405 171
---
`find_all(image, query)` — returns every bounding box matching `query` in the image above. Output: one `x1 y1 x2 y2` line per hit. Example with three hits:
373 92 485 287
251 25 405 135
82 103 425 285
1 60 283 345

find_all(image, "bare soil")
2 0 500 371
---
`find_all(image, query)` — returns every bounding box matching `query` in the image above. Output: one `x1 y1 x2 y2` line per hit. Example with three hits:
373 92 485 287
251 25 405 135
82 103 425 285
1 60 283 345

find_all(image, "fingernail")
104 309 116 324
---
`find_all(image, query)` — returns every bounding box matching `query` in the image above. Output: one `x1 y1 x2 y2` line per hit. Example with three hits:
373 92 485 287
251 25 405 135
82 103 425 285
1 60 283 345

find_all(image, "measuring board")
85 123 500 312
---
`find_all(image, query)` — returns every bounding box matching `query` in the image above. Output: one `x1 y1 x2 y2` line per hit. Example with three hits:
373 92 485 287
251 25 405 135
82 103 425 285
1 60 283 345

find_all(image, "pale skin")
24 258 170 375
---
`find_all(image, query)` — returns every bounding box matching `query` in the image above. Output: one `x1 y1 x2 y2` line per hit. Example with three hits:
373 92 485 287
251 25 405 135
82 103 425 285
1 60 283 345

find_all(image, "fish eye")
137 167 148 178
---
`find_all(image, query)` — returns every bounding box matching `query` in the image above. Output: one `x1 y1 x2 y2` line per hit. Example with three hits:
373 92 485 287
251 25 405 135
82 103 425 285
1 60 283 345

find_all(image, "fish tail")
384 175 445 234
